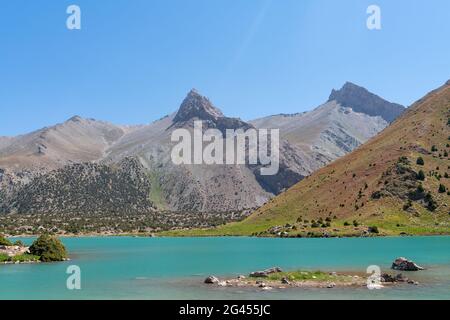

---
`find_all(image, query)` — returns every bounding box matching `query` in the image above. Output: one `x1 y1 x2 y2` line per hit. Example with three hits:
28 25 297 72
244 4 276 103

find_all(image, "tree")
29 234 68 262
439 184 447 193
416 157 425 166
0 234 12 246
416 170 426 181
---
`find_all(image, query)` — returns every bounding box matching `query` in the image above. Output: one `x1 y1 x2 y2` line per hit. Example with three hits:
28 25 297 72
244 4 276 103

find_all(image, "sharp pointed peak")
173 89 224 123
66 115 84 122
187 88 201 96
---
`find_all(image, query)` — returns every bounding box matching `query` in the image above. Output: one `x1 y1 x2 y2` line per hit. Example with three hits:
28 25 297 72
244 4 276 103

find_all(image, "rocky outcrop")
0 245 29 257
204 276 220 284
329 82 405 123
173 89 224 124
391 257 424 271
249 267 283 278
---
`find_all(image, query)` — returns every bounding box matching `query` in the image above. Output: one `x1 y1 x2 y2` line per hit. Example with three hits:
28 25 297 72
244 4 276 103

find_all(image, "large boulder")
204 276 220 284
391 257 424 271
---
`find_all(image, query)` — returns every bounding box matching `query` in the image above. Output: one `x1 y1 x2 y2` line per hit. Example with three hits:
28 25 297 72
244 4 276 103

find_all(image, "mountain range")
178 80 449 236
0 82 405 217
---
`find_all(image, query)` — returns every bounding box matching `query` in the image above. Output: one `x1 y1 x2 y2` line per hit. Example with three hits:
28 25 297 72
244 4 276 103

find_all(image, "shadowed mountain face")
328 82 405 123
0 83 406 216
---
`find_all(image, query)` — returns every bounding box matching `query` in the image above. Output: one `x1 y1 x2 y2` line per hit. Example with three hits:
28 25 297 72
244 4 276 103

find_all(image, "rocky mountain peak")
67 115 83 123
173 89 224 124
328 82 405 123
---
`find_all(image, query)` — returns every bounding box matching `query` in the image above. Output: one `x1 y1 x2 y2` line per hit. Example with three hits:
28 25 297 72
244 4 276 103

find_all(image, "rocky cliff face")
328 82 405 123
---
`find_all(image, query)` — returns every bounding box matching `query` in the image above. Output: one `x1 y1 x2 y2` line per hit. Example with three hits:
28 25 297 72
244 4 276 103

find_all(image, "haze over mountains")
0 82 405 216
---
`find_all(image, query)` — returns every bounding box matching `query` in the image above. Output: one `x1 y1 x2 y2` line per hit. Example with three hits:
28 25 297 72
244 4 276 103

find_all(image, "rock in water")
391 257 424 271
204 276 220 284
249 267 283 278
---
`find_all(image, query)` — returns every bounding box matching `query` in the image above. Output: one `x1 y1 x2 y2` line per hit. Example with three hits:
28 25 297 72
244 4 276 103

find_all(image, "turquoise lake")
1 236 449 300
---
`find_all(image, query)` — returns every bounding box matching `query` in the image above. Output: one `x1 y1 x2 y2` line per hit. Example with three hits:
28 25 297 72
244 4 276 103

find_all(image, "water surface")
1 236 449 299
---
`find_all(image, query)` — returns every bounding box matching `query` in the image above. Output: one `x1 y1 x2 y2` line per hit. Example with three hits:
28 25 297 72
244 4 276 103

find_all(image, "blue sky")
1 0 449 136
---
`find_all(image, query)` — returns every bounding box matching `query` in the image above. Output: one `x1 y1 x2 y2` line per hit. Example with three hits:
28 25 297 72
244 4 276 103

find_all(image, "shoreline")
6 233 450 239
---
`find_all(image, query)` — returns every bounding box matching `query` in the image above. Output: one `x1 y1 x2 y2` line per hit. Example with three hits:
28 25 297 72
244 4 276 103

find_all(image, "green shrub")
425 193 438 212
416 157 425 166
29 234 68 262
0 235 12 246
416 170 426 181
438 184 447 193
0 253 10 262
344 221 350 226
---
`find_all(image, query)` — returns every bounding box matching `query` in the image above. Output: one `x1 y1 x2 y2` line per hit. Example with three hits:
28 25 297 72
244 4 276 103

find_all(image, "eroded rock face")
173 89 224 124
329 82 405 123
391 257 424 271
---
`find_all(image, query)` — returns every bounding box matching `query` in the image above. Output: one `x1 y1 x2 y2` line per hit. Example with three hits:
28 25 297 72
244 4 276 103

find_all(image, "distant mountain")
251 83 404 171
328 82 405 123
0 116 131 170
0 83 406 217
199 80 449 236
103 90 306 212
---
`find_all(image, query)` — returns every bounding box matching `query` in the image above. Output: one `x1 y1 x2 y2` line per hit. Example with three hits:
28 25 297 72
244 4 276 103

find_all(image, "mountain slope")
1 157 154 215
0 116 128 171
172 81 449 236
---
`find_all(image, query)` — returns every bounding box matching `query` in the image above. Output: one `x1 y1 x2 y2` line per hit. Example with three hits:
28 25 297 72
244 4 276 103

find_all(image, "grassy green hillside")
164 81 450 237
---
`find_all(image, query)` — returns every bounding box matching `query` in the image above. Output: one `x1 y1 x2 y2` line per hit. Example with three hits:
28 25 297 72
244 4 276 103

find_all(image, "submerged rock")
391 257 424 271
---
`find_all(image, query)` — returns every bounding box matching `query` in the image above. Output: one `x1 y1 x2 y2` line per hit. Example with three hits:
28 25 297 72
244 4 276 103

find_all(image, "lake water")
1 236 449 300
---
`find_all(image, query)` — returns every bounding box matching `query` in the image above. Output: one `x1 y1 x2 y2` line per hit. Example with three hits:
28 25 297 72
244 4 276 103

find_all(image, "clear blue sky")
1 0 449 136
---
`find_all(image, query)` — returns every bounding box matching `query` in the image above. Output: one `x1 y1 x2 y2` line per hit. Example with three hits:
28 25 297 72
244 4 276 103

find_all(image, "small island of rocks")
204 258 423 290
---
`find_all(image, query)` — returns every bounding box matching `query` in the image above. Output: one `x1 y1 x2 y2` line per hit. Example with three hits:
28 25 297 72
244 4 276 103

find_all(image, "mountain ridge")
172 80 449 236
0 82 408 217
